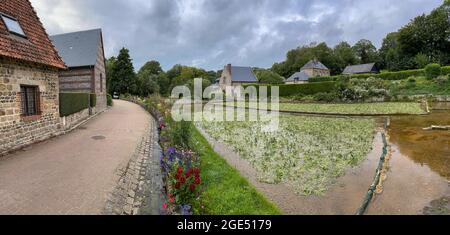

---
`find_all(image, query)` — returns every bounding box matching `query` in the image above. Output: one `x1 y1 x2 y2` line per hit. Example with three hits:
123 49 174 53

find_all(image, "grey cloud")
31 0 443 71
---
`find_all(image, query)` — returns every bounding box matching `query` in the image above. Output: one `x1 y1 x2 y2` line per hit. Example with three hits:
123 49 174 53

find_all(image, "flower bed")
196 114 376 196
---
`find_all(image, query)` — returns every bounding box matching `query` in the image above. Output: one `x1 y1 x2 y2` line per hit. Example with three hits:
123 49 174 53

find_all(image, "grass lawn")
190 127 281 215
196 114 376 195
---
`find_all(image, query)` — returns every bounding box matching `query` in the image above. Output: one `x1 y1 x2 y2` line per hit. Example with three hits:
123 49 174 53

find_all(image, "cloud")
30 0 443 71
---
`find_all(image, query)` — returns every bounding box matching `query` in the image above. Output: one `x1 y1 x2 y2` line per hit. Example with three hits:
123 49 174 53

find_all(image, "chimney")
226 64 232 74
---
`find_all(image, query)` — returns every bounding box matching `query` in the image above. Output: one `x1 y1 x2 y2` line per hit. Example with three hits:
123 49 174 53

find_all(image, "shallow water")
368 103 450 214
388 107 450 179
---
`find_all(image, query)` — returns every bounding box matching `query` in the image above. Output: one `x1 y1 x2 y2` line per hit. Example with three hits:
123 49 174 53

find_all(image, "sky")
30 0 443 71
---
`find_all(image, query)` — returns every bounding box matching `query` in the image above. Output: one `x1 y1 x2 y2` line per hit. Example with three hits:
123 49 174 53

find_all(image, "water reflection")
388 104 450 179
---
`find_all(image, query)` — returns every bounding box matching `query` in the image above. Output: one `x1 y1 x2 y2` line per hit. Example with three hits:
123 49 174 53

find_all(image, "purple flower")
181 205 192 215
167 147 177 155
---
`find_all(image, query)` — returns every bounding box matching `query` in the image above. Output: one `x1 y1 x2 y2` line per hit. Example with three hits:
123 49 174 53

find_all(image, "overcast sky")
30 0 443 71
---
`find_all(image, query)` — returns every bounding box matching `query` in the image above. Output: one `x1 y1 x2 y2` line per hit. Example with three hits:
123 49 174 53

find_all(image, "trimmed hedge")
310 66 450 82
90 93 97 107
107 94 113 106
245 81 336 97
59 93 90 117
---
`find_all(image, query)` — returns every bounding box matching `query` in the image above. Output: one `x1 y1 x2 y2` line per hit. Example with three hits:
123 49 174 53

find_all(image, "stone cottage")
219 64 258 89
285 59 330 84
0 0 66 154
50 29 107 112
300 59 330 78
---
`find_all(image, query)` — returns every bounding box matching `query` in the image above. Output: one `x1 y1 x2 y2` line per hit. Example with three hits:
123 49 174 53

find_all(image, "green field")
196 114 376 195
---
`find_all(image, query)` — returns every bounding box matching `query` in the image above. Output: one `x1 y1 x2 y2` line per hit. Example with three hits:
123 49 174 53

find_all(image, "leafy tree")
109 48 137 95
353 39 379 64
255 69 285 84
139 60 163 76
333 42 359 73
414 53 429 69
105 56 117 93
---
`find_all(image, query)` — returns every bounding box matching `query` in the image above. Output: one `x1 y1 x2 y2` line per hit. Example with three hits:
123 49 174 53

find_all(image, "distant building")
300 59 331 78
285 71 310 84
343 63 379 75
219 64 258 89
51 29 107 112
285 59 330 84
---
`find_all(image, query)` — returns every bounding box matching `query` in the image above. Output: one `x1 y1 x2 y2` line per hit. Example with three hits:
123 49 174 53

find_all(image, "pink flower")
163 204 168 209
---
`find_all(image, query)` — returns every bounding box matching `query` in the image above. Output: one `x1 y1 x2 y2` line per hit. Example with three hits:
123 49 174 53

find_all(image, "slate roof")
0 0 66 69
343 63 377 75
50 29 102 68
286 71 310 82
301 60 329 71
231 66 258 83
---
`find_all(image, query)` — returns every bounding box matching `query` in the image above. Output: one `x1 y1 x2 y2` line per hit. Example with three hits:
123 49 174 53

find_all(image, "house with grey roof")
219 64 258 89
343 63 379 75
51 29 107 112
285 59 330 84
286 71 310 84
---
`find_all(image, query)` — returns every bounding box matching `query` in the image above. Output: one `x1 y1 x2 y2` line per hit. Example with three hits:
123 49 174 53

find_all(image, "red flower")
179 176 186 184
194 177 201 185
185 168 193 178
169 197 175 203
175 182 181 189
189 184 196 192
162 204 168 209
193 168 200 176
177 167 183 175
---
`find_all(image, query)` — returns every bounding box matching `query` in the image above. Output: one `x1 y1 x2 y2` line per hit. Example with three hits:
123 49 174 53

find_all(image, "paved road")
0 100 151 215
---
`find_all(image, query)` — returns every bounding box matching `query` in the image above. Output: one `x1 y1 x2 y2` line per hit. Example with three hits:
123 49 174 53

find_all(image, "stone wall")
0 58 62 155
60 107 92 130
93 39 107 112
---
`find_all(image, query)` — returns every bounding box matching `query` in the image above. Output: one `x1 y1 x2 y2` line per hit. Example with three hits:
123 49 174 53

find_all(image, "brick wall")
0 57 62 154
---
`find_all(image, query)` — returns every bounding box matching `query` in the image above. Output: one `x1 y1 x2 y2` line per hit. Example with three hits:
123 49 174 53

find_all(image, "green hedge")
59 93 90 117
245 82 336 97
90 93 97 107
311 66 450 82
107 94 113 106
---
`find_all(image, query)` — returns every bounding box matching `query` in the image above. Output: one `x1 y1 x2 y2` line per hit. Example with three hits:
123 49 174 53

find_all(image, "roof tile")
0 0 66 69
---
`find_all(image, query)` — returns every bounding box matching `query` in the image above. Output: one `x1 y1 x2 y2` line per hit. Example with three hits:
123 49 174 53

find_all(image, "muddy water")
368 104 450 215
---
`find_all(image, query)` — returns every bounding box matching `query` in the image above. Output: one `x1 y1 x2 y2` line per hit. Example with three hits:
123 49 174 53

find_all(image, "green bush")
107 94 113 106
89 93 97 107
59 93 90 117
169 120 192 149
425 63 442 80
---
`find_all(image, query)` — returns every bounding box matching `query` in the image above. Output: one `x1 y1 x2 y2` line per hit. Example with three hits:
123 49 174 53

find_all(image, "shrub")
169 121 192 149
313 92 338 102
435 75 448 85
425 63 441 80
59 93 90 117
89 93 97 107
407 77 416 83
107 94 113 106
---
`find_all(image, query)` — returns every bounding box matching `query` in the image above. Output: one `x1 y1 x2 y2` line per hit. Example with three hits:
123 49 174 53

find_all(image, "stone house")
343 63 379 75
300 59 330 78
285 59 330 84
50 29 107 112
0 0 66 154
219 64 258 89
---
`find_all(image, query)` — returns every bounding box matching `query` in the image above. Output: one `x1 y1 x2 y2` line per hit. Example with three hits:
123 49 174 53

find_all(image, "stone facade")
0 58 62 154
302 67 330 78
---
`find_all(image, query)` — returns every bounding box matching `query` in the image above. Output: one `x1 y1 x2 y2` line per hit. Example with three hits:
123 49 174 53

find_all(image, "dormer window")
1 14 26 38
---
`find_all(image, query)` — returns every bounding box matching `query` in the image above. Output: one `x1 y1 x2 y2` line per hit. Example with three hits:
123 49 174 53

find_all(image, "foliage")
353 39 380 64
197 114 376 195
246 82 336 98
335 77 388 102
388 76 450 96
107 94 113 106
255 69 285 84
108 48 137 95
425 63 442 80
138 96 279 215
59 93 90 117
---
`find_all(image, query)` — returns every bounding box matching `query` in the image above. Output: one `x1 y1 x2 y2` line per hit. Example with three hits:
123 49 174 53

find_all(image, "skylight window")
1 14 26 38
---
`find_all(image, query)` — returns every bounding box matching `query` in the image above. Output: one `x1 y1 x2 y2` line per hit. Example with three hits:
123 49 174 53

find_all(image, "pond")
368 103 450 215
